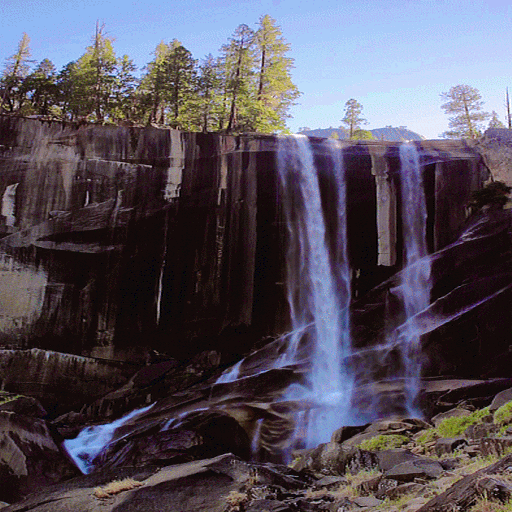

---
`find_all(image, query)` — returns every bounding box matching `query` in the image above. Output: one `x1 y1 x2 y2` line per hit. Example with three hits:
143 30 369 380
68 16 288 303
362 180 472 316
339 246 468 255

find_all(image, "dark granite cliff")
0 116 486 365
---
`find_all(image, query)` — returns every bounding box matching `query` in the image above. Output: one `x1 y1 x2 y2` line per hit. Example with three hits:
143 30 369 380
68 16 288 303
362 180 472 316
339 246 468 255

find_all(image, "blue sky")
1 0 511 138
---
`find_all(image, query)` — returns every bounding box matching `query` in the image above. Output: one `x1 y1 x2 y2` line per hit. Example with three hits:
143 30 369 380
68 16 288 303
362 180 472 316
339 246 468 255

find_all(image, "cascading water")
64 404 154 474
396 142 432 415
277 135 354 447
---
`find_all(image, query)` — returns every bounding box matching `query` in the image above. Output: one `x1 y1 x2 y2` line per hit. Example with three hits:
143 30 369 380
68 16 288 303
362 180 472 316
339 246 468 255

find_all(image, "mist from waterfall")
397 142 432 415
277 135 354 448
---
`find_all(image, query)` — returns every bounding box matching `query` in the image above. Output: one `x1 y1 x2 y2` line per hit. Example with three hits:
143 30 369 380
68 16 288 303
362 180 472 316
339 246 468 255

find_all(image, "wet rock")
0 394 46 418
0 411 78 503
376 478 399 498
131 360 178 388
351 496 383 507
434 438 468 456
383 458 443 482
313 475 348 489
465 422 498 441
384 482 427 499
293 442 378 476
438 458 459 471
476 129 512 187
479 436 512 457
0 453 250 512
490 387 512 412
0 349 135 417
355 475 381 495
475 476 512 502
290 442 352 475
92 410 251 471
331 425 369 444
431 407 473 427
246 500 294 512
364 419 429 435
376 449 418 472
417 453 512 512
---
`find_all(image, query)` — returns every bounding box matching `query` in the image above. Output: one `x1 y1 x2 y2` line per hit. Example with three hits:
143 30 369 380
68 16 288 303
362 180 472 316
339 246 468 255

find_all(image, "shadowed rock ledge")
0 116 486 365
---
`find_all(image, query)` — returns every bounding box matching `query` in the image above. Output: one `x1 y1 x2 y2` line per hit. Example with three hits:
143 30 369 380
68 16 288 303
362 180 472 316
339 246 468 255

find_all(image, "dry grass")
93 478 144 499
225 490 248 511
304 469 380 501
469 497 512 512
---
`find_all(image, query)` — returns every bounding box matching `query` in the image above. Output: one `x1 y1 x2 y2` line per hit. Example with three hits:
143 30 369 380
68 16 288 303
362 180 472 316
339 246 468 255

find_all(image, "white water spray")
397 143 432 414
64 404 154 474
215 360 243 384
277 135 354 447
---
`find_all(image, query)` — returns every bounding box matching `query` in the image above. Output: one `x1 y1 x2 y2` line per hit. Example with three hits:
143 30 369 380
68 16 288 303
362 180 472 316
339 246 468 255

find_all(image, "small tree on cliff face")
440 85 489 138
341 99 368 139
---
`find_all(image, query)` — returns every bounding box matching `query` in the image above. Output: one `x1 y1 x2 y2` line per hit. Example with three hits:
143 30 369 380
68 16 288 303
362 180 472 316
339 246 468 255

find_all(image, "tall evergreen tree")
195 54 223 132
253 15 300 132
140 41 170 124
23 58 58 116
488 110 505 129
111 54 138 122
71 23 118 121
163 40 197 129
138 40 198 128
1 33 32 113
221 24 256 132
341 99 368 138
440 85 489 138
55 61 78 120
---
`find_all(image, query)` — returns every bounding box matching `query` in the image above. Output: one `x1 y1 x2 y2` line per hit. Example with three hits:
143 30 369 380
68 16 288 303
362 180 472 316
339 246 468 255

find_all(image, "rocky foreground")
4 383 512 511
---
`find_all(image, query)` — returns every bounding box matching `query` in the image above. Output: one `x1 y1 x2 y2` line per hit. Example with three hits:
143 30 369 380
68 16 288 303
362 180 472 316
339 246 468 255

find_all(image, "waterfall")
63 404 154 474
397 142 432 415
277 135 354 447
215 359 242 384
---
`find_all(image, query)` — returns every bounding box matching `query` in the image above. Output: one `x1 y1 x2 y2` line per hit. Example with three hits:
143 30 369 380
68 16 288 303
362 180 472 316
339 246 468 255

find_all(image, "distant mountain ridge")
298 126 425 141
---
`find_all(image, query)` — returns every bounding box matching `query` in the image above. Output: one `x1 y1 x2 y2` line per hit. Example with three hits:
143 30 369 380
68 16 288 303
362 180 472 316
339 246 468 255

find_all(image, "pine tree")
71 23 118 121
140 41 170 124
195 54 223 132
111 55 138 122
55 62 77 120
138 40 197 128
488 110 505 129
23 59 58 116
341 99 368 138
253 15 300 132
1 33 32 113
163 40 197 129
440 85 489 138
221 24 256 132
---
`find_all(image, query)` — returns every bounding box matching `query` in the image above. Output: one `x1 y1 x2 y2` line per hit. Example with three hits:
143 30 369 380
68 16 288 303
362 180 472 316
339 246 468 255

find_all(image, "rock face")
0 348 139 416
476 128 512 187
0 408 79 503
0 116 486 365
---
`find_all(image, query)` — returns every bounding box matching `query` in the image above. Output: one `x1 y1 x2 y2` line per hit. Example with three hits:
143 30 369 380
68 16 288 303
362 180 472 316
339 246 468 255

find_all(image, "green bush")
416 428 438 446
437 407 490 437
358 434 409 452
469 181 511 212
494 401 512 427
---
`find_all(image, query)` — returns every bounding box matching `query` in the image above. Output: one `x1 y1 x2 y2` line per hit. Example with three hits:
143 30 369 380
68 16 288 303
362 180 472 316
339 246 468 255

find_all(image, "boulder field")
5 389 512 511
